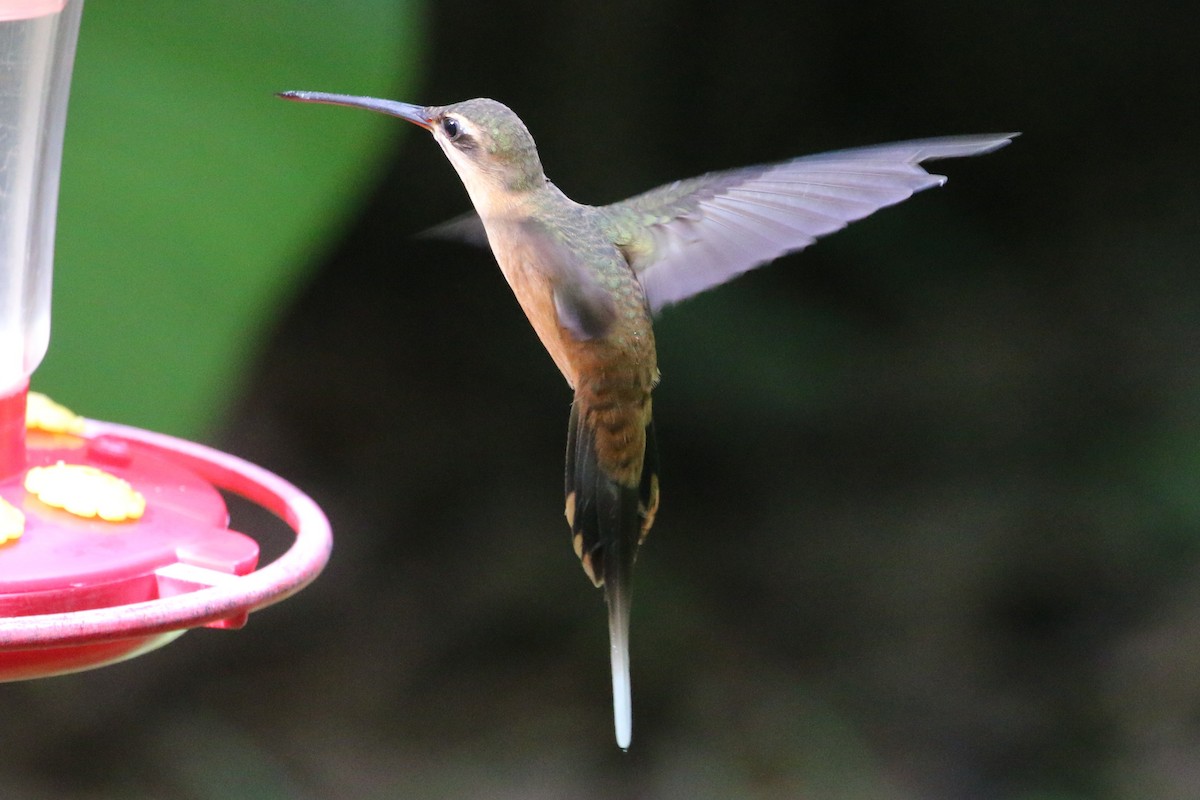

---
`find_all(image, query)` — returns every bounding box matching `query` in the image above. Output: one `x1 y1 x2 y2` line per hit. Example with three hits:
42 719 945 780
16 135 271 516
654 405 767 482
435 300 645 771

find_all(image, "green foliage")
37 0 425 437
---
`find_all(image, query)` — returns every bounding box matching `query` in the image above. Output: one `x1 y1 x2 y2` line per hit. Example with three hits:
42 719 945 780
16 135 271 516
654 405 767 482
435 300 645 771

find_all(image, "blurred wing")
417 211 489 246
419 213 618 341
603 133 1017 313
513 218 619 341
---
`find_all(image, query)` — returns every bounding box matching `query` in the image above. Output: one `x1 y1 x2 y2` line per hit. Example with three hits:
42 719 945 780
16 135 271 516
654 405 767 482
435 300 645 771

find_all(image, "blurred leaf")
38 0 426 437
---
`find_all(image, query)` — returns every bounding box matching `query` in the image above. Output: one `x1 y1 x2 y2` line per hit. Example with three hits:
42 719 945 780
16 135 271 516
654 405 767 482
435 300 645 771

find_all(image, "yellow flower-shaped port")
25 462 146 523
26 392 85 435
0 497 24 544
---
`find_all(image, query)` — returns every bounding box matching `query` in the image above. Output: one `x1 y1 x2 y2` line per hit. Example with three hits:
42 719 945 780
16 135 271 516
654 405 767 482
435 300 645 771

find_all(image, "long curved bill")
277 90 432 130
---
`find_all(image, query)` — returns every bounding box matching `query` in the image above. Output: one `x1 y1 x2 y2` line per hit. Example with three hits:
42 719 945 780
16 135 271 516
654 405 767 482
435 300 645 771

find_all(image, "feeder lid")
0 430 259 617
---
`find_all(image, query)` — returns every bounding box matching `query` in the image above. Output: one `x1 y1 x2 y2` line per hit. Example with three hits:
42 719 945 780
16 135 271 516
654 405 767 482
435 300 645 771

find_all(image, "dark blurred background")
6 0 1200 798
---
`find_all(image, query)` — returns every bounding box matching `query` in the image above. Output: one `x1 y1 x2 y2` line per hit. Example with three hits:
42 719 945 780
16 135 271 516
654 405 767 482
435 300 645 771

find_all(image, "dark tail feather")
565 403 659 749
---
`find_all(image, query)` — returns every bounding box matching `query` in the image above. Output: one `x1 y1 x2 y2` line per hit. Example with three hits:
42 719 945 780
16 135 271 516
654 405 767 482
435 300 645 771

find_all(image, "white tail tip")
607 579 633 750
612 638 632 750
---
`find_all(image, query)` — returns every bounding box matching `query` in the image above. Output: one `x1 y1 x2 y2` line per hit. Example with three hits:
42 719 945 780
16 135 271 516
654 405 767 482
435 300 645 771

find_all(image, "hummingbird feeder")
0 0 331 681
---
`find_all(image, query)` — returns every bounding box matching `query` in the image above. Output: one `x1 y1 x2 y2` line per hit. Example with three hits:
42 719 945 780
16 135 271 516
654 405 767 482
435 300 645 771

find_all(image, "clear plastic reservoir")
0 0 81 395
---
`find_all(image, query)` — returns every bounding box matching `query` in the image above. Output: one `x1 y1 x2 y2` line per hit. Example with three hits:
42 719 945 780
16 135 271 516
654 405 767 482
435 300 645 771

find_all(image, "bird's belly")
498 254 582 388
488 225 657 396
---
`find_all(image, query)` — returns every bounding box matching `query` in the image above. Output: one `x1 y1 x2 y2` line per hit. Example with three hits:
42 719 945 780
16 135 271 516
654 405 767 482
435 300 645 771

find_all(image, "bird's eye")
441 117 462 140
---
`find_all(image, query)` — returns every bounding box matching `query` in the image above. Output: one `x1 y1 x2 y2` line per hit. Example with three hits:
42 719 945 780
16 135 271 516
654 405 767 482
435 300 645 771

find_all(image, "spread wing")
601 133 1017 313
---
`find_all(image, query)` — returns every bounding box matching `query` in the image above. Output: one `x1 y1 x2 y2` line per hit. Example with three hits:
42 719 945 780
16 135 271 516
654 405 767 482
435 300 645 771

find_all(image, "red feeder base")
0 389 332 681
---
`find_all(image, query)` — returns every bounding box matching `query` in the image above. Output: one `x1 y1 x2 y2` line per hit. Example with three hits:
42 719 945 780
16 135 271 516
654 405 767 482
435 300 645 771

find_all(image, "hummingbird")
279 89 1015 749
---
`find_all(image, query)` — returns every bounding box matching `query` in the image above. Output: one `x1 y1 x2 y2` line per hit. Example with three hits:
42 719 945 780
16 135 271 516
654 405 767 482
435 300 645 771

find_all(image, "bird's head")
279 92 546 213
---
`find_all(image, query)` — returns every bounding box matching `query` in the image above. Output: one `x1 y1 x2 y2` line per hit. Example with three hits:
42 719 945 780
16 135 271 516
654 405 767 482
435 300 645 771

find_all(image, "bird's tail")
565 398 659 750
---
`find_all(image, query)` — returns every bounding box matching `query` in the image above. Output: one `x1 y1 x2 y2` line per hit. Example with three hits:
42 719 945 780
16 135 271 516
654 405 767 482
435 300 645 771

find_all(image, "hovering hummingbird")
279 89 1015 748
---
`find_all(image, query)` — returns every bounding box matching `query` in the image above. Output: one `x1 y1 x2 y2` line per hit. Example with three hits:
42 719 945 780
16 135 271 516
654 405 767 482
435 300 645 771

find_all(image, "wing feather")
603 133 1017 312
